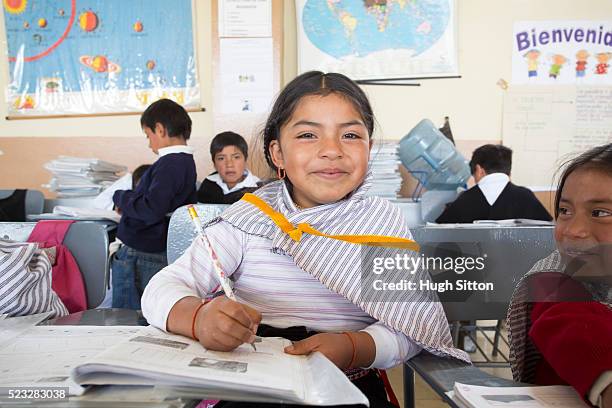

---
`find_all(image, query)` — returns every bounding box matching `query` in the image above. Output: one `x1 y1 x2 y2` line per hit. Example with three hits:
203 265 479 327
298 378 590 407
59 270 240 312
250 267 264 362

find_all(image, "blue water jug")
398 119 470 191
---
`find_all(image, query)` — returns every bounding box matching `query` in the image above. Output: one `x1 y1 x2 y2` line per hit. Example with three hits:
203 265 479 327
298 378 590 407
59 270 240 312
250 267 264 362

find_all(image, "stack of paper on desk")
451 382 588 407
72 326 369 406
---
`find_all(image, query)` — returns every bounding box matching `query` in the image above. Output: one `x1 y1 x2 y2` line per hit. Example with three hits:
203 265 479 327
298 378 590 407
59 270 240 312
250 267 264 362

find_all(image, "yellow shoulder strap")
241 193 419 251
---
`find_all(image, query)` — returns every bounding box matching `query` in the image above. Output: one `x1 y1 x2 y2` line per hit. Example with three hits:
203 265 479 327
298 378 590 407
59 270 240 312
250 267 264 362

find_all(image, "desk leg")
403 363 415 408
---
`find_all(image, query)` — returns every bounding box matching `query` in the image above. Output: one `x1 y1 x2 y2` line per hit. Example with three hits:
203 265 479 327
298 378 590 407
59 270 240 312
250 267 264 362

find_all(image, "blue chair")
166 204 229 263
0 221 110 309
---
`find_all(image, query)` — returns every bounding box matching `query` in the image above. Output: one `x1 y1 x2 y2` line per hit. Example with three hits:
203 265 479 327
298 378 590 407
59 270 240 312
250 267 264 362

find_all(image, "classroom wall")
1 0 610 197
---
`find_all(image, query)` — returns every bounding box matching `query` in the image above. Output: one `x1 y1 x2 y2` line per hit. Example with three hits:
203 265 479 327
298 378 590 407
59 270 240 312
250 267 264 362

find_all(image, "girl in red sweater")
508 143 612 407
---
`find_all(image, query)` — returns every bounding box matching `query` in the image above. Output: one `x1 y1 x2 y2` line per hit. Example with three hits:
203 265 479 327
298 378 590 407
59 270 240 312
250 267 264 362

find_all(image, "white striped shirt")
142 220 421 369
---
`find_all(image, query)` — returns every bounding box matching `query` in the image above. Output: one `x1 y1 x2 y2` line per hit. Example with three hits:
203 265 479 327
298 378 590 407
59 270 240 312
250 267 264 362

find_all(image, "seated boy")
436 144 552 223
111 99 197 310
197 131 262 204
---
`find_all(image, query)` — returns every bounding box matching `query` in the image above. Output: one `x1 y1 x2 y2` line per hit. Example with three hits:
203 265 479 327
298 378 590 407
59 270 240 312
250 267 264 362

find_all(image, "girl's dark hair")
210 131 249 160
554 143 612 218
262 71 374 171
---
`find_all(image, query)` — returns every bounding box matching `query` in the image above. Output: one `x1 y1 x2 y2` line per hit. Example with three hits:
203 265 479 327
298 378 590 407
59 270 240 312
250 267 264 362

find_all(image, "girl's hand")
284 332 375 370
194 296 261 352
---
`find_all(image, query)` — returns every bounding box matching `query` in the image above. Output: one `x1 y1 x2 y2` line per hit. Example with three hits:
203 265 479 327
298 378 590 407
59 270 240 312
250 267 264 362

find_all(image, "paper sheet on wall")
219 38 274 114
502 85 612 188
512 21 612 85
218 0 272 37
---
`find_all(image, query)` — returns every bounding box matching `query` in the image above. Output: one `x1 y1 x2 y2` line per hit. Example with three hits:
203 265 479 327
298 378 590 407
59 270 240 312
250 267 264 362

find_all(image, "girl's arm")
285 321 422 370
528 301 612 403
141 221 260 349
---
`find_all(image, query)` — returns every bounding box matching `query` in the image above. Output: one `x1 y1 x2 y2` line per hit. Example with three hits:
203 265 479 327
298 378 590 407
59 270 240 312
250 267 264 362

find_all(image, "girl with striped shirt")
142 71 468 407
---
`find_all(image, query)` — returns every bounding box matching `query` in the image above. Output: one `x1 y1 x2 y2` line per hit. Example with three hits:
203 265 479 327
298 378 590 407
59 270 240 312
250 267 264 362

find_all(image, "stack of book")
367 142 403 199
43 157 127 197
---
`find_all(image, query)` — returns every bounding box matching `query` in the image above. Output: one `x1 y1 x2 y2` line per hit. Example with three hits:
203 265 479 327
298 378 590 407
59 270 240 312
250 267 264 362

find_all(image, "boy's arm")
113 162 187 222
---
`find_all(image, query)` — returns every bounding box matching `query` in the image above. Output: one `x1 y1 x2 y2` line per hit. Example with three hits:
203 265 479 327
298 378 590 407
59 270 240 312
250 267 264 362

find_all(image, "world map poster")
296 0 458 80
2 0 199 116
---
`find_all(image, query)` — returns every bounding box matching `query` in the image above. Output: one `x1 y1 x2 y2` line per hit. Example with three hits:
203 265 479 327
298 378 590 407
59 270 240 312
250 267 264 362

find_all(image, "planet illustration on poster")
37 18 47 28
23 21 29 29
78 10 98 32
133 20 143 32
3 0 27 14
33 33 42 44
79 55 121 73
58 8 64 16
146 60 155 70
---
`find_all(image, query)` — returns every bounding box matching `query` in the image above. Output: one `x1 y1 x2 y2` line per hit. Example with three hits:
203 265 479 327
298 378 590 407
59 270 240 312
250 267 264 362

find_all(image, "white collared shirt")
158 145 195 157
477 173 510 206
206 170 261 195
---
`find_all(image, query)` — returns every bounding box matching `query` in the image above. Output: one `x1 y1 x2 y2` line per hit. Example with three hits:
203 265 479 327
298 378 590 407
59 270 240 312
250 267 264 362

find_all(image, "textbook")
450 382 588 407
71 326 369 406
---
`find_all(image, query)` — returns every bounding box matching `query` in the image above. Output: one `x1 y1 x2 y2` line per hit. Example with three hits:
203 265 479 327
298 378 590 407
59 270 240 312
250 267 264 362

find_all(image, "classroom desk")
403 352 527 408
42 308 146 326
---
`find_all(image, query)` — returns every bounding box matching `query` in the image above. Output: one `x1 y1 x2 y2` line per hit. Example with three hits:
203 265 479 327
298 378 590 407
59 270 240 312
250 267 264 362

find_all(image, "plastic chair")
166 204 229 264
0 189 45 218
0 221 110 309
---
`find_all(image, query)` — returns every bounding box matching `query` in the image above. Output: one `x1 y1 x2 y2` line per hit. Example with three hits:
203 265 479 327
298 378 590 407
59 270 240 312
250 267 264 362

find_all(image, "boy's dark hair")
262 71 374 171
554 143 612 219
132 164 152 188
469 144 512 176
210 131 249 161
140 99 192 140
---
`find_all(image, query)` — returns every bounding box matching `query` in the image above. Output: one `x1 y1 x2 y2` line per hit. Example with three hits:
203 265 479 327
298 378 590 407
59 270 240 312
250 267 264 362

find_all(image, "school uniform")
143 174 469 407
436 173 552 223
112 145 197 310
197 170 262 204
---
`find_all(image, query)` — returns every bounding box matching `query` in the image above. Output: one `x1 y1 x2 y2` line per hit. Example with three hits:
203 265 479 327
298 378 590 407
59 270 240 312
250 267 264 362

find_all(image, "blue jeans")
111 245 167 310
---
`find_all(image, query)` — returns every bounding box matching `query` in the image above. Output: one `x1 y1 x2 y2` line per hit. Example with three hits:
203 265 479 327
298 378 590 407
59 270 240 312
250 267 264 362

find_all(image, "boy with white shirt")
197 131 262 204
436 144 551 224
111 99 197 309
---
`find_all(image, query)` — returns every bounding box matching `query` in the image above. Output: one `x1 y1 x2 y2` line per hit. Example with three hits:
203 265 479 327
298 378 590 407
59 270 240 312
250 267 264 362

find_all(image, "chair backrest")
167 204 230 264
0 189 45 217
411 225 556 321
0 221 110 309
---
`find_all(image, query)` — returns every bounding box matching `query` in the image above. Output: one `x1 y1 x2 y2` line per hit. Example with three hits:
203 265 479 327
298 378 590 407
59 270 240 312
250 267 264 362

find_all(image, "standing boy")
112 99 197 310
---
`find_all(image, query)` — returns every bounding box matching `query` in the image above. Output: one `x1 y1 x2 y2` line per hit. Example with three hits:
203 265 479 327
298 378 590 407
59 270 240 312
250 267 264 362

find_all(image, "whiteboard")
502 85 612 189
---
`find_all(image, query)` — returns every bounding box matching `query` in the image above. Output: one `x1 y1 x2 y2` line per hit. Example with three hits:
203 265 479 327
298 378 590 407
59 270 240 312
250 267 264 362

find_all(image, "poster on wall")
295 0 458 80
2 0 200 116
512 21 612 85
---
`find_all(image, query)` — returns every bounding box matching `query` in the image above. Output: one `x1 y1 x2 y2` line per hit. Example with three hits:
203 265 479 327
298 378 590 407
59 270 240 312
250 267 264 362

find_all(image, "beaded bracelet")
343 331 357 369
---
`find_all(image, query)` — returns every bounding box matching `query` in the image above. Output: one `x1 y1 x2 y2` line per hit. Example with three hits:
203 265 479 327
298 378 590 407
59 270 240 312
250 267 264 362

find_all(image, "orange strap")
241 193 420 251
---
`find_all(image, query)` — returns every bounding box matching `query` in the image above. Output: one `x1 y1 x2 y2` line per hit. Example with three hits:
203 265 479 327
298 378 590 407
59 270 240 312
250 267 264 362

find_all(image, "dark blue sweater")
113 153 197 253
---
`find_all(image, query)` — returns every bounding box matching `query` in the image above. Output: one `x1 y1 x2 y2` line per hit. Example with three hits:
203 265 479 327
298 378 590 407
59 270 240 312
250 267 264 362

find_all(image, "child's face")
143 123 166 155
270 93 372 209
555 167 612 282
213 145 247 189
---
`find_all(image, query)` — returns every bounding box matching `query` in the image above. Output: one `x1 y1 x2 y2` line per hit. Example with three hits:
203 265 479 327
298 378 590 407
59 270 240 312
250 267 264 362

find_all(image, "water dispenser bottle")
398 119 470 191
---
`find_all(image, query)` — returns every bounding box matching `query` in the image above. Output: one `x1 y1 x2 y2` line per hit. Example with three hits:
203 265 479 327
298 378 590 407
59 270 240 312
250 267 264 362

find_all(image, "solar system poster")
2 0 199 116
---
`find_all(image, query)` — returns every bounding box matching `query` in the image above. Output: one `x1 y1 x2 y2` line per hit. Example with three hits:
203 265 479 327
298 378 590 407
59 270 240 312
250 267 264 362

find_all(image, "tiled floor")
386 320 512 407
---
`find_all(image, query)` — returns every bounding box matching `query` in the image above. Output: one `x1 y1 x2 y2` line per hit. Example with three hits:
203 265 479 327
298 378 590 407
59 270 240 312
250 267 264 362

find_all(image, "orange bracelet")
191 299 209 341
343 332 357 369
